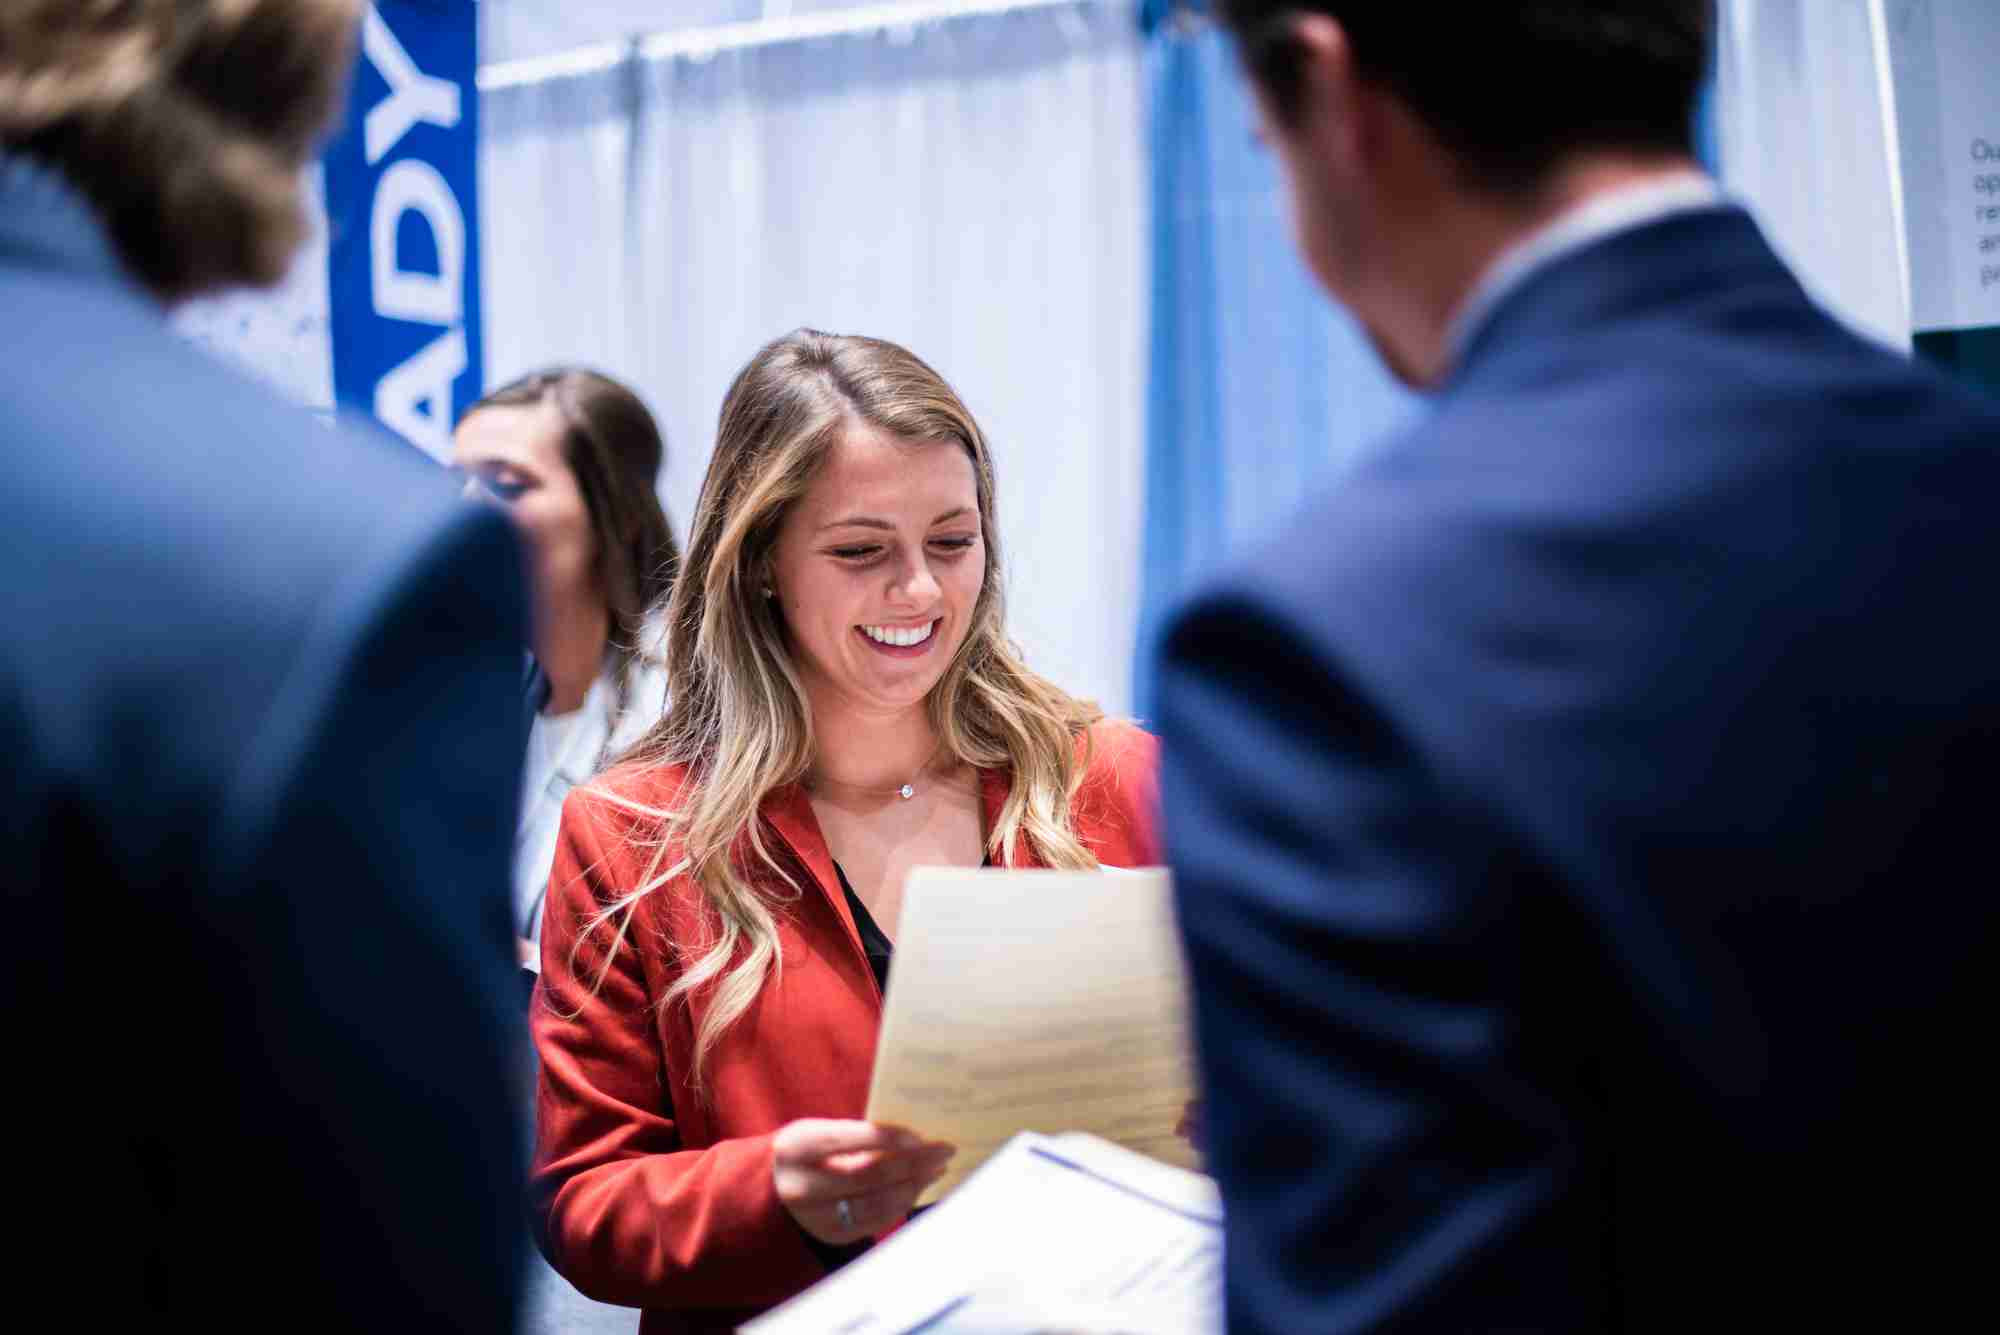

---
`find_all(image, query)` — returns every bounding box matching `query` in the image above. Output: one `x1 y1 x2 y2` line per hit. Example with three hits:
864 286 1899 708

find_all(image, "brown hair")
577 329 1103 1092
465 368 681 701
1223 1 1711 193
0 0 361 300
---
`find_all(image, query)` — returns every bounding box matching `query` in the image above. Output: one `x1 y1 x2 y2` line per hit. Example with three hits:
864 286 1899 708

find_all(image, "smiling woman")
525 329 1161 1332
770 421 986 721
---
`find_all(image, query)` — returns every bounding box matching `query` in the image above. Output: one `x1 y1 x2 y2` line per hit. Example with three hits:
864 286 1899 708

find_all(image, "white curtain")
1714 0 1909 348
481 2 759 64
481 1 1148 714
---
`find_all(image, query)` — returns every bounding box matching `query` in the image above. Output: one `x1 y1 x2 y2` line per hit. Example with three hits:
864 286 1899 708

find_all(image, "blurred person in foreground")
454 369 679 1335
2 1 528 1326
453 369 679 976
1155 2 2000 1331
530 330 1159 1332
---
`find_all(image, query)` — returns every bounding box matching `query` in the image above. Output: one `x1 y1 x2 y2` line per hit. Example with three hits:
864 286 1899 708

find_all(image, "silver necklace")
808 751 956 803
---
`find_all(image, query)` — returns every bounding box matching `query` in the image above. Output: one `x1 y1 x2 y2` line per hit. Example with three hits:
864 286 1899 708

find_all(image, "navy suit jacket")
1158 206 2000 1332
1 158 529 1326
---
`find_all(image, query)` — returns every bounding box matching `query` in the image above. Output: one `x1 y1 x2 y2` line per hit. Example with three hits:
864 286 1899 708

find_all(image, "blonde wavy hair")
577 329 1103 1092
0 0 360 299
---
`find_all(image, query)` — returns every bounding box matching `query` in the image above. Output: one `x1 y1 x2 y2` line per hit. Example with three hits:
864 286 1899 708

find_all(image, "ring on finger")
836 1197 855 1231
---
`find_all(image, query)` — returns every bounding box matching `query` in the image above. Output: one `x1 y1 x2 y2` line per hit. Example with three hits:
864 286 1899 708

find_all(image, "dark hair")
0 0 362 300
466 369 681 683
1221 1 1713 193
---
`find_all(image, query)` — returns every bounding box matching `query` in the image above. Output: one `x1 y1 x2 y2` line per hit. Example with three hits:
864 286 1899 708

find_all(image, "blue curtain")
1135 0 1417 713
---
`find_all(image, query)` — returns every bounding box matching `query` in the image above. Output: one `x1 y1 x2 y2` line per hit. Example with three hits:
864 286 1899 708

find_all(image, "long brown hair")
467 368 680 734
0 0 362 300
579 329 1103 1091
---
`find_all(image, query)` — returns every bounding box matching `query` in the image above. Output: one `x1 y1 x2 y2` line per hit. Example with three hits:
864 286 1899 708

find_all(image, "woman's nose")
896 557 941 604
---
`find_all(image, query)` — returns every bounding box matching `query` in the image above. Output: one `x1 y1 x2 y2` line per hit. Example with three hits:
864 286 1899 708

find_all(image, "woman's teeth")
862 620 937 647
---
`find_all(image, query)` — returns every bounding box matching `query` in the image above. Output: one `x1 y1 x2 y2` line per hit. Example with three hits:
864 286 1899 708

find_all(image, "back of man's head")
0 0 361 301
1220 1 1713 194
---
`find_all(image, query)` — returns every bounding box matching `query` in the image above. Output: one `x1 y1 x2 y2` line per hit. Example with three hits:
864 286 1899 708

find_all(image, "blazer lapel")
761 781 868 963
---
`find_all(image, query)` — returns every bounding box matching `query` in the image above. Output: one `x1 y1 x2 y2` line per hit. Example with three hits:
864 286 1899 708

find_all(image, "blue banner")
324 1 482 459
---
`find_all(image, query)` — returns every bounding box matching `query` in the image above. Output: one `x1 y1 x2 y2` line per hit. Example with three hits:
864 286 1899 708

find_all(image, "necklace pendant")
898 783 915 800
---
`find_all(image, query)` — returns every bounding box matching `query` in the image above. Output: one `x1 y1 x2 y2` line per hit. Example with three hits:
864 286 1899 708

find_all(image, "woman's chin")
837 660 950 713
864 675 944 713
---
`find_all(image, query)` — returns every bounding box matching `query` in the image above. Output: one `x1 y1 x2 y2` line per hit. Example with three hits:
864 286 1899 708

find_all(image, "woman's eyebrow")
819 507 972 533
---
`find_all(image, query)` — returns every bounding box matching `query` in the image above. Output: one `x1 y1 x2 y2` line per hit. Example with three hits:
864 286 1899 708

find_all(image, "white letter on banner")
362 5 461 166
376 327 468 461
371 159 465 326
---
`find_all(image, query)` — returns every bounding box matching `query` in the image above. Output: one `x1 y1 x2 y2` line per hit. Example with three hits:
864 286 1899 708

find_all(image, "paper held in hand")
863 866 1202 1204
743 1131 1223 1335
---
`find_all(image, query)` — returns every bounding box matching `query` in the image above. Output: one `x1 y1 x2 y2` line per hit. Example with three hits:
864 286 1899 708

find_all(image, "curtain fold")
1714 0 1909 348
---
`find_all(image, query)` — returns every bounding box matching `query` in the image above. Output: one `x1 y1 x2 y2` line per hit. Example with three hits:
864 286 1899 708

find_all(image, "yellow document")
864 866 1202 1203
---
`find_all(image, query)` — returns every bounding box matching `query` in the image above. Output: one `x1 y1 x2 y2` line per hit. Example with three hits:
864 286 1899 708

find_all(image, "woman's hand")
772 1119 956 1245
1176 1098 1204 1154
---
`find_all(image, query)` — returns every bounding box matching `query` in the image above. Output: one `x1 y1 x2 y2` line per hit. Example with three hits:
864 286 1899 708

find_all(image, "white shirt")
1444 172 1725 372
513 651 668 945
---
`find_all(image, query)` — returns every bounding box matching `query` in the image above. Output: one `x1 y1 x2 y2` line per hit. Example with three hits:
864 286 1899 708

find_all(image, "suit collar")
1443 204 1796 397
0 153 126 287
763 781 851 947
1443 174 1723 369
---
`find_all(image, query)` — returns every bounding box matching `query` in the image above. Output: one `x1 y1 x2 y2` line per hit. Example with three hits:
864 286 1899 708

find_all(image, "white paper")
864 867 1201 1203
744 1132 1224 1335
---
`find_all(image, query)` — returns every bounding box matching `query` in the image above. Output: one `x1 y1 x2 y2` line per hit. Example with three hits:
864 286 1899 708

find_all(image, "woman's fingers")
788 1141 954 1208
800 1150 956 1243
1176 1097 1204 1151
835 1175 942 1235
772 1118 916 1165
772 1119 956 1242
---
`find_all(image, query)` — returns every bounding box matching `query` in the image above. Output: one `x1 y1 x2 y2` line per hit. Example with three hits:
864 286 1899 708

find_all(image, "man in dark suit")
3 2 526 1326
1157 3 2000 1330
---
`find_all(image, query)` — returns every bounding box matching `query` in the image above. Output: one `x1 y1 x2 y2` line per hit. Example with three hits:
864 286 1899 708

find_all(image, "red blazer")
530 718 1160 1333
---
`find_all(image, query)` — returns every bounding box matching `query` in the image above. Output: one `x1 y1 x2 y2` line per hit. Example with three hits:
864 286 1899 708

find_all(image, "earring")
762 585 775 599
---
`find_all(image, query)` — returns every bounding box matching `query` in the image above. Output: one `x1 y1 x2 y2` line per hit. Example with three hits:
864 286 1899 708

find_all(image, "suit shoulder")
1176 437 1451 642
4 284 514 873
8 279 470 613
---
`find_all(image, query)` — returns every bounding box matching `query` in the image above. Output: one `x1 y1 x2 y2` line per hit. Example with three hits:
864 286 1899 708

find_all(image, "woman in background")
530 330 1159 1331
453 368 680 962
454 367 681 1335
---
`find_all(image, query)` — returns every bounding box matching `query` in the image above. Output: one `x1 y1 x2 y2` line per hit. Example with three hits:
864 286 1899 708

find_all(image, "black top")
832 860 894 994
831 854 991 995
810 856 983 1271
801 863 894 1276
